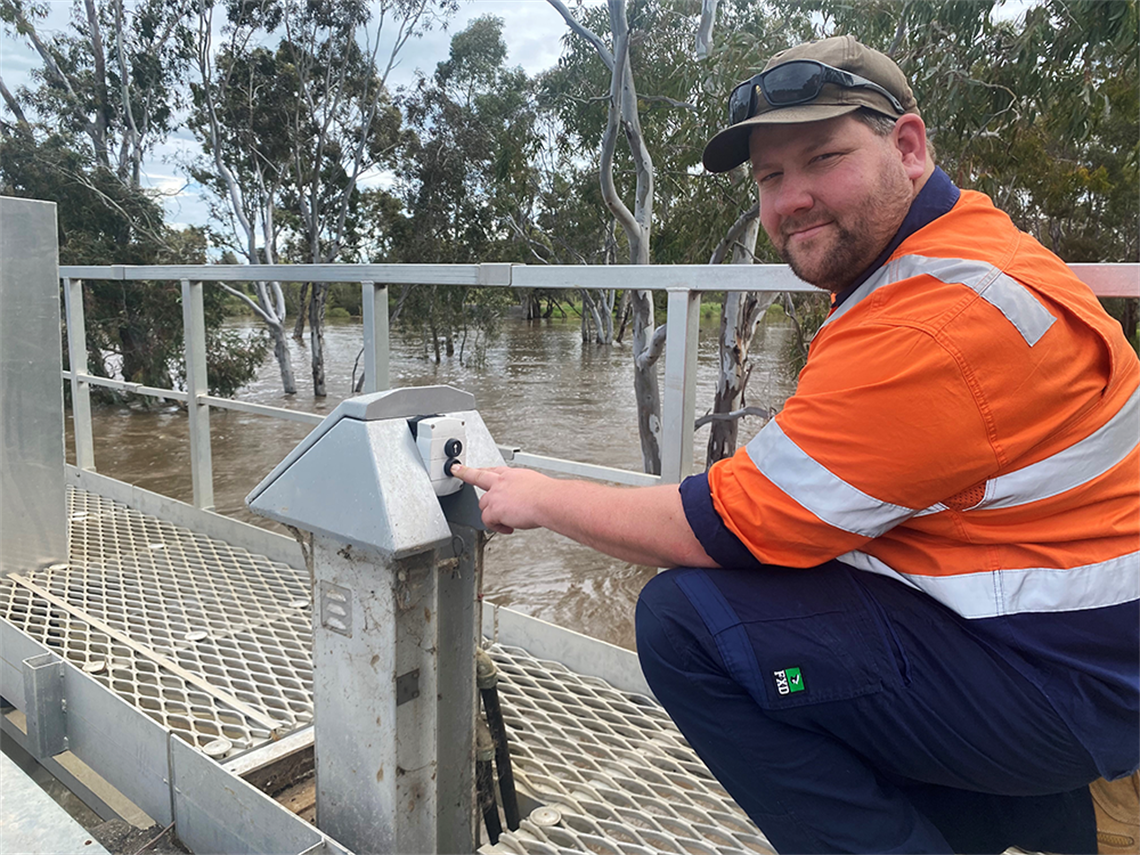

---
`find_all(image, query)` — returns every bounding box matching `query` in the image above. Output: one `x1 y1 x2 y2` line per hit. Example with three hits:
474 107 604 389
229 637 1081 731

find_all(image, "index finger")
451 463 501 490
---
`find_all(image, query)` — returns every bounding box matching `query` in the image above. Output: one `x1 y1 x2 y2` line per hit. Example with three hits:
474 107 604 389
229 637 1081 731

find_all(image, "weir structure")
2 194 1137 854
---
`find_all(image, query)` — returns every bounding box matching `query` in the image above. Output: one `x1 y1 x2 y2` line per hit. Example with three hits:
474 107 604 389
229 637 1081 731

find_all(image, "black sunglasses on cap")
728 59 906 125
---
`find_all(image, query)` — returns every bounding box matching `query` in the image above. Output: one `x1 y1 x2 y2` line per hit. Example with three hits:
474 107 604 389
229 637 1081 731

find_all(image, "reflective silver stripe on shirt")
745 419 916 538
821 261 895 328
977 388 1139 510
912 387 1139 517
823 255 1057 346
837 550 1140 619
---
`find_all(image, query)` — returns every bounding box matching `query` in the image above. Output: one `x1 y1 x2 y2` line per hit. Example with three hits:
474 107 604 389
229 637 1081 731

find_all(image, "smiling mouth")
786 222 831 241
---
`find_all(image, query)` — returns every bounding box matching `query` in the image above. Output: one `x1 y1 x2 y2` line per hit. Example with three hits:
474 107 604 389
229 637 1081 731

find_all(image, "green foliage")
0 131 267 399
392 16 542 359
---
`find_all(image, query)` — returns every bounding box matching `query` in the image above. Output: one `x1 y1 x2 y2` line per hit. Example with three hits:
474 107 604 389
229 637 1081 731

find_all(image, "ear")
892 115 928 180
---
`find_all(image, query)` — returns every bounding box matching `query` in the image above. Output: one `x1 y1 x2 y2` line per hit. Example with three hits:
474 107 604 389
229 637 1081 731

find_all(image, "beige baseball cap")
702 35 919 174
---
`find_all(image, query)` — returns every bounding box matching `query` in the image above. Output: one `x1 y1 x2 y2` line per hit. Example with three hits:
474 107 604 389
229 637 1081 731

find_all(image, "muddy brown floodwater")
65 313 798 650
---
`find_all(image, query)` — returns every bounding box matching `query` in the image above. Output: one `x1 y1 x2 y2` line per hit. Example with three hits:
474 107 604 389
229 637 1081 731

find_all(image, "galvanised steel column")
361 279 390 393
660 288 701 483
63 277 96 471
246 387 504 854
180 278 214 510
311 537 440 854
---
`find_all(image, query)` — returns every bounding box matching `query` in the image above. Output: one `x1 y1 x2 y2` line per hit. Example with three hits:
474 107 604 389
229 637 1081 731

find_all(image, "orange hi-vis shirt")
705 188 1138 621
682 174 1138 776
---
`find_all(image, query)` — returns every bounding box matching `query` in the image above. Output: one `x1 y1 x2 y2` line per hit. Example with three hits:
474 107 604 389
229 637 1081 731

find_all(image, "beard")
776 163 914 293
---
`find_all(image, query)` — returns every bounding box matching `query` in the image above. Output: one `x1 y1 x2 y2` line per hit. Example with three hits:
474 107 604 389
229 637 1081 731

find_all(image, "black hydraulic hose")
477 648 521 831
475 719 502 844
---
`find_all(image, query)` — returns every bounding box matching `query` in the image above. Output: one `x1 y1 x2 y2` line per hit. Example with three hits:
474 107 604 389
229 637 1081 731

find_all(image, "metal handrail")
59 262 1140 511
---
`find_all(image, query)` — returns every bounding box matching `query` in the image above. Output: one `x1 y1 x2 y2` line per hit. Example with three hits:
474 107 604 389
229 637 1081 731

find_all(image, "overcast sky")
0 0 576 231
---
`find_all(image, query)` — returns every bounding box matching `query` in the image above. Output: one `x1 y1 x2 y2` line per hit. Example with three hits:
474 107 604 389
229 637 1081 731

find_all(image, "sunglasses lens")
762 61 824 105
728 83 756 125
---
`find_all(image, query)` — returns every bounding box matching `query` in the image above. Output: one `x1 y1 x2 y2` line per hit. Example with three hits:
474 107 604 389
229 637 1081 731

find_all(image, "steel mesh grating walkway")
1 487 773 854
0 487 314 752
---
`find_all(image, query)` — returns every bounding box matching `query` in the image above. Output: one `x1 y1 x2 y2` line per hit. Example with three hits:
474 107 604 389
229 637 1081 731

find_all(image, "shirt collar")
832 166 960 309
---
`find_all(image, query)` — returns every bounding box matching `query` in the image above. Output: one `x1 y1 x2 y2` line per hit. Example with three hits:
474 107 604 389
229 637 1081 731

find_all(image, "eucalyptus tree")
393 15 540 362
540 0 818 471
0 0 196 187
190 0 451 396
0 0 266 399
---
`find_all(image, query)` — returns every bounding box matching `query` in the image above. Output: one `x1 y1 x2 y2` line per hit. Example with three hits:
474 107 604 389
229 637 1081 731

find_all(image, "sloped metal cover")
246 386 504 558
248 417 451 558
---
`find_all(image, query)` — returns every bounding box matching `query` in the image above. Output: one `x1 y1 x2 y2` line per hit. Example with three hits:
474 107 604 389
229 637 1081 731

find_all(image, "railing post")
660 288 701 483
361 280 390 393
62 277 96 471
181 279 214 510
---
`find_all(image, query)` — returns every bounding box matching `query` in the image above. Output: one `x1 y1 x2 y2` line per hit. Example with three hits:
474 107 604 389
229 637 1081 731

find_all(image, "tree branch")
639 94 697 111
598 9 641 248
695 0 719 60
217 282 272 324
634 323 668 371
708 201 759 264
0 75 30 130
695 405 772 429
544 0 615 72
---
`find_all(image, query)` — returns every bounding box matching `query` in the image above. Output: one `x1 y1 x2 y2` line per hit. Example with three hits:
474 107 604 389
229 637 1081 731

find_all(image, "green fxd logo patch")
773 667 805 696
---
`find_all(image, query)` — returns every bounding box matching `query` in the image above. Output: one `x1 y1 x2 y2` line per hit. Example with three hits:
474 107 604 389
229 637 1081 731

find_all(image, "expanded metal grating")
1 487 772 854
479 643 775 855
0 488 314 753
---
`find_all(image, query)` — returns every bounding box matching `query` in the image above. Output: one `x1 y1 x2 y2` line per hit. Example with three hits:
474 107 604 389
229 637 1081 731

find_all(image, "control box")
413 416 466 496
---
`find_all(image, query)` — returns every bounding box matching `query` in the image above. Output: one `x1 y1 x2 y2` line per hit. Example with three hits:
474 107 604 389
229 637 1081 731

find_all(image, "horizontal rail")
62 371 189 403
511 451 662 487
198 395 325 426
58 262 1139 297
1067 264 1140 298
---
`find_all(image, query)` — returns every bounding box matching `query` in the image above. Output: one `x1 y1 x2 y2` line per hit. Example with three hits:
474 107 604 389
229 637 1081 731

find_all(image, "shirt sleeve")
678 473 761 569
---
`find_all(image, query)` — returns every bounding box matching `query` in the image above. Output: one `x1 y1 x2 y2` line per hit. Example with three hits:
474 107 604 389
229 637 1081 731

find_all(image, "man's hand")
451 464 552 535
452 463 718 569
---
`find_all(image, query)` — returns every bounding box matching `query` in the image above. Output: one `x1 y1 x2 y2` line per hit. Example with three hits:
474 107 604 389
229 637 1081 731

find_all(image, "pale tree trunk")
284 1 432 398
580 289 616 344
194 1 296 394
548 0 662 473
705 202 777 467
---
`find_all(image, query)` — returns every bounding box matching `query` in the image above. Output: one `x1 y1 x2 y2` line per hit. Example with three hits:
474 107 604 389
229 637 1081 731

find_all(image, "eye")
756 171 781 185
812 151 841 164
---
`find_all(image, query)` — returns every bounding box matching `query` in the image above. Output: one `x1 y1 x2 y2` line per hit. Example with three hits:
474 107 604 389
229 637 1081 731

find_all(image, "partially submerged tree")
190 0 450 396
392 15 538 362
546 0 665 474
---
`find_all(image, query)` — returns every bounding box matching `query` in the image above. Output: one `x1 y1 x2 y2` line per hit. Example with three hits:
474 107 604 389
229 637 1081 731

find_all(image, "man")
456 35 1138 854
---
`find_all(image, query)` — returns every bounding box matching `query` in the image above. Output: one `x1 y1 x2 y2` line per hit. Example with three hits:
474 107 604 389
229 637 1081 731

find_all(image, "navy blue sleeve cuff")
679 472 762 570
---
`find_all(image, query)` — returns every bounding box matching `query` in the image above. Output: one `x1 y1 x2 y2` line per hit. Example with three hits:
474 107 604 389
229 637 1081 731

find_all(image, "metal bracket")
395 670 420 706
319 581 353 637
22 652 67 757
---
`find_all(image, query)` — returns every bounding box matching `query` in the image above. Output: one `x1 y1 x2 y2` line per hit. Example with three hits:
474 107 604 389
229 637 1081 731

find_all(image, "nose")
770 172 814 218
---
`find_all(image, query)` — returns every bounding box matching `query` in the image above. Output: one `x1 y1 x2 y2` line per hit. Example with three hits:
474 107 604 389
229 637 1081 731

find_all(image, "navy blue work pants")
635 563 1099 854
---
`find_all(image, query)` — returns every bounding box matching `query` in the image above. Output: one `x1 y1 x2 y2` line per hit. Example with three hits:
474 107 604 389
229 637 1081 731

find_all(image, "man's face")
750 114 915 293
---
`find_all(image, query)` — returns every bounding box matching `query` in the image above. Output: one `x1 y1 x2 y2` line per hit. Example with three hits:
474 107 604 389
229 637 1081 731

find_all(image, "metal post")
361 280 390 393
660 288 701 483
62 277 96 471
437 525 482 853
180 279 214 510
311 537 438 854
